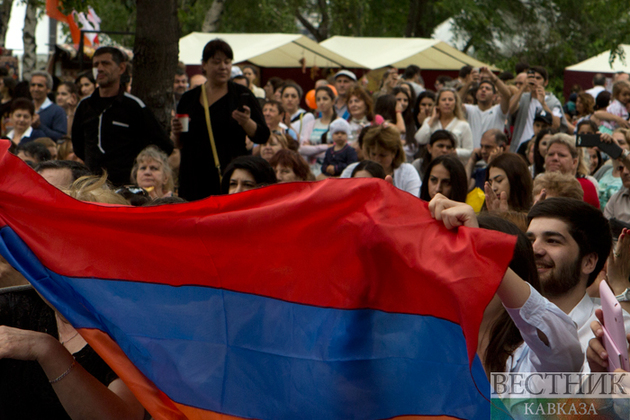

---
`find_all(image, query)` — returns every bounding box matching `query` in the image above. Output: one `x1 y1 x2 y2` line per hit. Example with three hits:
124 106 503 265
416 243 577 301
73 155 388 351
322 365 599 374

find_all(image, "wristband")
49 358 76 384
616 287 630 302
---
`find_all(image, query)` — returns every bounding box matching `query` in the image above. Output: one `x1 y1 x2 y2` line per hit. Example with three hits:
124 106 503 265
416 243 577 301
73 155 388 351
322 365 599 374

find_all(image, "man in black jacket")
72 47 173 186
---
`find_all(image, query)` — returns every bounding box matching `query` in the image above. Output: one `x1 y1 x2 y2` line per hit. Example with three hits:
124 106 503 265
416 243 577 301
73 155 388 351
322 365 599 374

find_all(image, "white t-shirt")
518 96 563 147
463 104 507 148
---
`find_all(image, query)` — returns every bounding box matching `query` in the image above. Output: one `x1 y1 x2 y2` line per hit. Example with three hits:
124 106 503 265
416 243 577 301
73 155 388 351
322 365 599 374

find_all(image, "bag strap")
201 83 222 182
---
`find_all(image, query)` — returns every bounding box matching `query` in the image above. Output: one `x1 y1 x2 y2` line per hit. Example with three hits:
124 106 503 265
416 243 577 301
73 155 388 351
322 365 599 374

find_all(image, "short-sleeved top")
603 99 629 131
604 186 630 224
463 104 507 149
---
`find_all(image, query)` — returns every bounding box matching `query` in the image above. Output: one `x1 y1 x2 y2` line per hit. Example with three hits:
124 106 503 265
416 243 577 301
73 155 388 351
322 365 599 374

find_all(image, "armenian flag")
0 140 515 419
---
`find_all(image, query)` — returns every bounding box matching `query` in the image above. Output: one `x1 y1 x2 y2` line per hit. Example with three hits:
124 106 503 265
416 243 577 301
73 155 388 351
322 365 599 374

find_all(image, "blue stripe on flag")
0 226 492 420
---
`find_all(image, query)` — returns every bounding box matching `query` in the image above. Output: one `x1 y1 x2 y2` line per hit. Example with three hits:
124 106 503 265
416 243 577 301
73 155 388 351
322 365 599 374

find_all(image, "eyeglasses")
115 186 150 198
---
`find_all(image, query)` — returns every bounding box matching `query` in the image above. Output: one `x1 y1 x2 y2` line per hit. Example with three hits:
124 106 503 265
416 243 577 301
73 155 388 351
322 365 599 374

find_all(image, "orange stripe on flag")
78 328 188 420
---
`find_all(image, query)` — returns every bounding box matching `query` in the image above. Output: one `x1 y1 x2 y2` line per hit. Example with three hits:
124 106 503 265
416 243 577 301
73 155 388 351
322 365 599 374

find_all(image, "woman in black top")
172 39 270 201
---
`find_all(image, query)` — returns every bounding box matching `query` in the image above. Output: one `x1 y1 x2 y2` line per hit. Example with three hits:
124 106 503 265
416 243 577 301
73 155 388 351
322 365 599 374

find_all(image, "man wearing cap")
333 70 356 120
515 109 553 157
509 66 566 152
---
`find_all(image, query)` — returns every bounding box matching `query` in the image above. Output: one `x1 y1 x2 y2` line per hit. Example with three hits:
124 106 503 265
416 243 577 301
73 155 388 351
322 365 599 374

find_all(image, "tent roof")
179 33 362 68
566 45 630 73
320 36 498 70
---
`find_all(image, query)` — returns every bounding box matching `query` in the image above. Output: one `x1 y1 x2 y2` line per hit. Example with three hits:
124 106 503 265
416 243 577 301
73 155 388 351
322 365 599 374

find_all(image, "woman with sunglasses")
414 88 473 161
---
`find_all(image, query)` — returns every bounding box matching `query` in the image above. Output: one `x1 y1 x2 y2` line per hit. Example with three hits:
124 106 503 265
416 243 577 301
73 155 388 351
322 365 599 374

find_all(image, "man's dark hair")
498 71 514 82
478 80 497 94
11 98 34 115
221 156 277 194
175 66 186 77
403 65 421 80
515 62 529 74
576 119 598 133
593 73 606 87
459 65 473 78
528 197 612 286
529 66 548 82
232 75 249 87
17 142 51 163
94 46 127 65
35 160 92 183
595 90 612 110
202 39 233 62
2 76 16 97
436 75 452 85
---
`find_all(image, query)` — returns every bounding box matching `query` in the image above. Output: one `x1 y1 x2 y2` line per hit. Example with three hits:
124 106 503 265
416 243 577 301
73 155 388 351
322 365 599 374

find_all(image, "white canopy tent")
566 45 630 73
179 33 362 68
320 36 497 70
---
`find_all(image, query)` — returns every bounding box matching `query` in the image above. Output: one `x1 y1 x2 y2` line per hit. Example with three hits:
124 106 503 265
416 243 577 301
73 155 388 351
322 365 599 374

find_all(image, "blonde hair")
57 138 74 160
66 173 129 205
130 146 174 194
533 172 584 200
362 125 406 169
546 133 588 176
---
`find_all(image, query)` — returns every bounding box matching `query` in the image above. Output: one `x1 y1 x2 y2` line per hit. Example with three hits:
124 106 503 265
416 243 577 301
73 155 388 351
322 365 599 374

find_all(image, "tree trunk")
0 0 14 47
201 0 225 32
22 0 38 79
132 0 179 133
405 0 435 38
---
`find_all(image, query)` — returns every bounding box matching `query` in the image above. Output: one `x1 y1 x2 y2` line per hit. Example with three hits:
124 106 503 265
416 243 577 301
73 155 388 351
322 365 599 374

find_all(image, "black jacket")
72 88 174 186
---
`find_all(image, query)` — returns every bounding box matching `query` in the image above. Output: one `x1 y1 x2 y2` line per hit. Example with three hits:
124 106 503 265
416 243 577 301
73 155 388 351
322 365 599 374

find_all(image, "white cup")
177 114 189 132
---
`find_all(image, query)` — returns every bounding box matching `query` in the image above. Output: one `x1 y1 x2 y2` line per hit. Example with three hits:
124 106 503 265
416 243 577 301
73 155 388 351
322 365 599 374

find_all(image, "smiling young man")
527 197 630 370
71 46 173 186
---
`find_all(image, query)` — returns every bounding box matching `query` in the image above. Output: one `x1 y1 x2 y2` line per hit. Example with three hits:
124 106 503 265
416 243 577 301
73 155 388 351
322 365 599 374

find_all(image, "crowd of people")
0 37 630 418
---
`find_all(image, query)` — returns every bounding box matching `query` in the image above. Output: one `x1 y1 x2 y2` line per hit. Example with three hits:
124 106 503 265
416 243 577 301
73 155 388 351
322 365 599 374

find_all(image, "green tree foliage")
219 0 298 34
446 0 630 97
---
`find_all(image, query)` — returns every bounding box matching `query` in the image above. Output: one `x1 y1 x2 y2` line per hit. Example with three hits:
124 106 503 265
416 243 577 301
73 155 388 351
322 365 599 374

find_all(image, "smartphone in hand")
577 134 623 159
600 281 630 372
237 93 249 112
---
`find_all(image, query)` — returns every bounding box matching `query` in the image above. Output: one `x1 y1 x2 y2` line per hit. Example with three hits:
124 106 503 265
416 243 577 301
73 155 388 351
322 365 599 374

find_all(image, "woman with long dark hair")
420 155 467 203
485 152 533 212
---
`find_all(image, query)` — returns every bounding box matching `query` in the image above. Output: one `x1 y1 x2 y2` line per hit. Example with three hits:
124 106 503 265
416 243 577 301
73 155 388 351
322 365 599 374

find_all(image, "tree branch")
295 10 323 41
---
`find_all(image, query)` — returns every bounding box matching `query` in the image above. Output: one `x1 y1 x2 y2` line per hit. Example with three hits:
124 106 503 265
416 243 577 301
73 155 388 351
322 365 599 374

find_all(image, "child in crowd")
318 119 358 179
603 80 630 131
